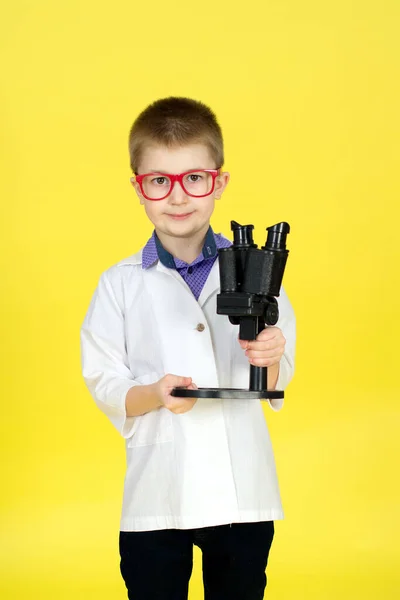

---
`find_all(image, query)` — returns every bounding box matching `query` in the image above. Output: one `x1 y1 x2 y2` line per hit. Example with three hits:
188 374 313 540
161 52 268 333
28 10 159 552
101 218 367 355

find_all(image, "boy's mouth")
166 212 194 220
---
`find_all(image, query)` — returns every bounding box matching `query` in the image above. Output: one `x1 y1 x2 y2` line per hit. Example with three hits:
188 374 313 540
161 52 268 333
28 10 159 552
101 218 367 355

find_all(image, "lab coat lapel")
143 261 219 387
152 257 221 308
155 261 191 293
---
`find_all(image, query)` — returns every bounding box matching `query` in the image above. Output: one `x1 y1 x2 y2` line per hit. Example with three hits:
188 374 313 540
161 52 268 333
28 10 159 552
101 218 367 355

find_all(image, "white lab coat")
80 246 296 531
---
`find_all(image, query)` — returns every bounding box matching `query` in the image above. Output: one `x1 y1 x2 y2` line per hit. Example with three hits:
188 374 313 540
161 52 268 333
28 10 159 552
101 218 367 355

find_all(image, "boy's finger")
256 327 280 341
246 340 284 352
240 328 282 347
249 357 281 367
166 375 192 387
186 383 198 390
246 349 283 360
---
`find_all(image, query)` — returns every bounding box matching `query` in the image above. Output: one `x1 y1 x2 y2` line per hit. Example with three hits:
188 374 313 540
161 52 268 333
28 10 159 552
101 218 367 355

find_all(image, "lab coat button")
196 323 206 332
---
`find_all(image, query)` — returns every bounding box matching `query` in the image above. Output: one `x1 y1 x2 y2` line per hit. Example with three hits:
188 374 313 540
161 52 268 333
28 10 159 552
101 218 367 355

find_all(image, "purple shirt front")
142 227 232 301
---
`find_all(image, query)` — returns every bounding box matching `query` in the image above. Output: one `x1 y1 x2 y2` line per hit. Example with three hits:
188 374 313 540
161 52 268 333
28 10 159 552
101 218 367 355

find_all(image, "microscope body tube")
218 247 237 292
242 249 288 296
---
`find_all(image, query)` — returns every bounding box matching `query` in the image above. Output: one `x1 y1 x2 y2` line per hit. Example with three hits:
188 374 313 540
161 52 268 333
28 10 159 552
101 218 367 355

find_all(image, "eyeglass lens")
142 171 213 199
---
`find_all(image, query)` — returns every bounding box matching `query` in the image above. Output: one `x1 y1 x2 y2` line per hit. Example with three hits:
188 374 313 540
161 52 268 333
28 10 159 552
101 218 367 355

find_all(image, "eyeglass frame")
132 168 222 201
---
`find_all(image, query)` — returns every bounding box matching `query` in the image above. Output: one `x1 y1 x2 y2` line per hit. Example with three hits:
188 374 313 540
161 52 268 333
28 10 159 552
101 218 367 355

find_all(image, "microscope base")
171 387 284 400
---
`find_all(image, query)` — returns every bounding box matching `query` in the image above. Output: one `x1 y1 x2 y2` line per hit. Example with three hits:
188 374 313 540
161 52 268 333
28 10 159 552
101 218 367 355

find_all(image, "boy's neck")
155 224 210 264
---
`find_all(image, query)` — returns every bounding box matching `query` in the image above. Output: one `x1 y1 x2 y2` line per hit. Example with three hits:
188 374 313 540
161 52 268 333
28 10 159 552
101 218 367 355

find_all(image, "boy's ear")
130 177 145 205
215 171 230 199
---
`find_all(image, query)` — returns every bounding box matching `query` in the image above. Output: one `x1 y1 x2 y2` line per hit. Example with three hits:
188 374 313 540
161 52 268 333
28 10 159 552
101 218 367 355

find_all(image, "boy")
80 97 296 600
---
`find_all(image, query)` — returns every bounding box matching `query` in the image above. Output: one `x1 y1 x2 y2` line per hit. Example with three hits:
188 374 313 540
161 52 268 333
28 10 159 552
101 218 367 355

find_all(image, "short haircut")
128 97 224 173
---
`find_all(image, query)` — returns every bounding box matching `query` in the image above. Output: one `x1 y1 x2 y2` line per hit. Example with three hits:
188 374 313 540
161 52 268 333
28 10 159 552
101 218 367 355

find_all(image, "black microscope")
172 221 290 400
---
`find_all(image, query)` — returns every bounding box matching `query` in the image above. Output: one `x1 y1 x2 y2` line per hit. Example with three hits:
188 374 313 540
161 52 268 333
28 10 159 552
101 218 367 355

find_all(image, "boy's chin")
158 219 209 238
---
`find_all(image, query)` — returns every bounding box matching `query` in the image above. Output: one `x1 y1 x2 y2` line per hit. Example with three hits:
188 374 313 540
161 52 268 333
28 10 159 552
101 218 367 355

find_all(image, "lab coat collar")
116 250 143 266
116 248 220 307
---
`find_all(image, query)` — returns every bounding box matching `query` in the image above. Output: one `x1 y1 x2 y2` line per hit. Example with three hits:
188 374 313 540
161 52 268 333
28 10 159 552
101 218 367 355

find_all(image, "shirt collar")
142 226 231 270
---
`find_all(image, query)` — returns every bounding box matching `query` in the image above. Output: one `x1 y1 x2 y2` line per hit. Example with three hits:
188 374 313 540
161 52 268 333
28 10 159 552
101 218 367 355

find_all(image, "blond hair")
128 97 224 173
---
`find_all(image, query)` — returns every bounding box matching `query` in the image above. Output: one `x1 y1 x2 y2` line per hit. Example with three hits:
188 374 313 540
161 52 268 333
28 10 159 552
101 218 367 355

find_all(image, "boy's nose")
168 181 188 204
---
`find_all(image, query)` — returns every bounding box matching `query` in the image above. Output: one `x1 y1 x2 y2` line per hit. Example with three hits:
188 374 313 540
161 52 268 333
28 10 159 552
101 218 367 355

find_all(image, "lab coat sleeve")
80 267 139 439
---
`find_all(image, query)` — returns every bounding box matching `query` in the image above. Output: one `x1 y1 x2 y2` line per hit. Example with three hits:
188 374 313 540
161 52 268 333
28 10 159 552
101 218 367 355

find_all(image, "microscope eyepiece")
231 221 257 248
264 222 290 250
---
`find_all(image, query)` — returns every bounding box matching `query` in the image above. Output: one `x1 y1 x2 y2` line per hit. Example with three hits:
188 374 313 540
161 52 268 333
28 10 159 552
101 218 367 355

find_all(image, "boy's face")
131 143 230 240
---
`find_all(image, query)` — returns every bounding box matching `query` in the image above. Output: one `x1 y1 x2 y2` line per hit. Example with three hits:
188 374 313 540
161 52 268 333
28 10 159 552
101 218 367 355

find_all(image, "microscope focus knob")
264 302 279 326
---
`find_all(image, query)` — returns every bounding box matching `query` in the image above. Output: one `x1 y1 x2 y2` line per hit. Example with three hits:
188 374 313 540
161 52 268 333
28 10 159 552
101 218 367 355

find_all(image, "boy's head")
128 97 230 240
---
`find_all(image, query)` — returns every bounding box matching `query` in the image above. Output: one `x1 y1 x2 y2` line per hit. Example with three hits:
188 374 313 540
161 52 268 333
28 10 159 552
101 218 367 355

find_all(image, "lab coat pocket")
127 372 173 448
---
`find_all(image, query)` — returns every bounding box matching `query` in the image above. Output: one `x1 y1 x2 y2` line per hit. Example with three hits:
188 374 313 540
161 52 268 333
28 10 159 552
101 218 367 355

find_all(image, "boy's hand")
239 326 286 367
153 374 198 414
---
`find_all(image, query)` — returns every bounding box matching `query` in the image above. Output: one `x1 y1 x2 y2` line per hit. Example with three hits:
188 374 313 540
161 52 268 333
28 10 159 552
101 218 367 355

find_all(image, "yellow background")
1 1 399 598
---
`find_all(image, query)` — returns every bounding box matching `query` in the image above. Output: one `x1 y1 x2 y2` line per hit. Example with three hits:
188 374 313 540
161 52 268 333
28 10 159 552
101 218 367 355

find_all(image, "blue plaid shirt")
142 227 232 300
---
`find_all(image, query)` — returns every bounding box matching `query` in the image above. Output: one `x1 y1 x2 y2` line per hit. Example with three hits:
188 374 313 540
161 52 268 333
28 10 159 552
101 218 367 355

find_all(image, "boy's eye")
152 176 169 185
187 173 202 183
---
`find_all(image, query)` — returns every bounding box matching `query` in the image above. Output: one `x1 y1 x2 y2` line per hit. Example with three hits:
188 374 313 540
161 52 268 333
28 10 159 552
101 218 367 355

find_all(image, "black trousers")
119 521 274 600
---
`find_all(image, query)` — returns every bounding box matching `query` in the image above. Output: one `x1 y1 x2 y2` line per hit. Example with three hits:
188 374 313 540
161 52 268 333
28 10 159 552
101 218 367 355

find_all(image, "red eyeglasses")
132 169 221 201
